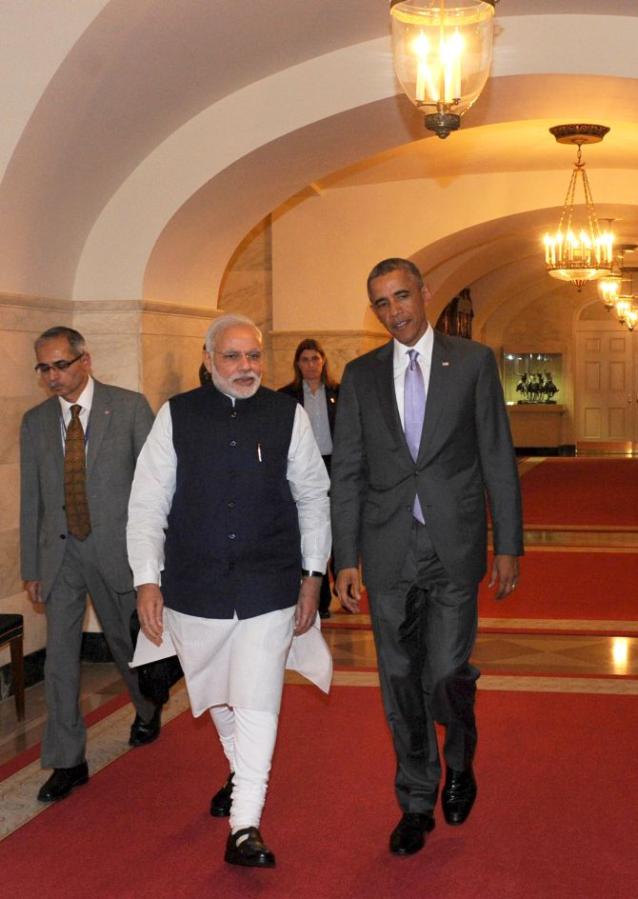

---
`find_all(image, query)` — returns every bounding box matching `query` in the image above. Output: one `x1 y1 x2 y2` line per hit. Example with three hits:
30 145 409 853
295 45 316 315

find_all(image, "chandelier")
390 0 497 140
543 124 614 291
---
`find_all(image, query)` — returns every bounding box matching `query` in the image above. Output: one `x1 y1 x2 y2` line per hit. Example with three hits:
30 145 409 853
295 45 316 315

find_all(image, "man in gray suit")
20 326 160 803
331 259 523 856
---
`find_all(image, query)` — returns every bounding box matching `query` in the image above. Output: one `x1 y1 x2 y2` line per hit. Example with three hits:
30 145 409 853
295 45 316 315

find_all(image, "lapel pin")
442 361 450 367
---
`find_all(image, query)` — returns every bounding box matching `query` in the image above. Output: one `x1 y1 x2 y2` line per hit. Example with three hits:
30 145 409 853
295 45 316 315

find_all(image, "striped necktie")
64 404 92 540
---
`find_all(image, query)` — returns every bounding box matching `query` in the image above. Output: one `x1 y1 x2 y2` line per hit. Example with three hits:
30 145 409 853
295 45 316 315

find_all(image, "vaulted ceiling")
2 0 638 330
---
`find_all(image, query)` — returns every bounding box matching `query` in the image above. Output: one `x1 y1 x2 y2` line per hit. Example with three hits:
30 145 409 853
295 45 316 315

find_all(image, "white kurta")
132 607 332 715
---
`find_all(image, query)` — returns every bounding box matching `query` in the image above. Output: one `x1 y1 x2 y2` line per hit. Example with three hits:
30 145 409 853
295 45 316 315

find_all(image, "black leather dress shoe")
442 766 477 825
210 773 234 817
224 827 276 868
389 812 435 855
37 761 89 803
128 705 162 747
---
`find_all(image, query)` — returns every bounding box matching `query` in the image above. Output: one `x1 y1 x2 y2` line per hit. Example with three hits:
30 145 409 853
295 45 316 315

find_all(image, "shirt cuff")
301 558 327 575
132 563 162 588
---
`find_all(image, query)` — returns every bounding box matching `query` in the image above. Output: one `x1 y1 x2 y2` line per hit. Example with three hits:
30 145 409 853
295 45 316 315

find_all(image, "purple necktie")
404 349 425 524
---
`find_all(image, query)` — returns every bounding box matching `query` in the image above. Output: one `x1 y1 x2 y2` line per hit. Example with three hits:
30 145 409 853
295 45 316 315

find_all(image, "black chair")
0 613 25 721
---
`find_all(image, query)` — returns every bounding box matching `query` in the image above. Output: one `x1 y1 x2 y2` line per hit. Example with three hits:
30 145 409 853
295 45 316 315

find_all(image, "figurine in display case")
515 371 559 403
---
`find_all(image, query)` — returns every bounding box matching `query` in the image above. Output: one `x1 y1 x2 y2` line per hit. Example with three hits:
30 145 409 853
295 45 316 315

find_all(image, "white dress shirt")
58 376 94 446
392 324 434 428
302 381 333 455
127 398 331 588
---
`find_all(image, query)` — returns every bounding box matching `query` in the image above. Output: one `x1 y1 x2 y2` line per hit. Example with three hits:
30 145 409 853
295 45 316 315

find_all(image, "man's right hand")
24 580 43 604
335 567 361 614
136 583 164 646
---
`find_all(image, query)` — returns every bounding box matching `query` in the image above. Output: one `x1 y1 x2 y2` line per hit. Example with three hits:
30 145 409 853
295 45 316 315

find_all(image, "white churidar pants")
210 704 278 832
164 605 296 831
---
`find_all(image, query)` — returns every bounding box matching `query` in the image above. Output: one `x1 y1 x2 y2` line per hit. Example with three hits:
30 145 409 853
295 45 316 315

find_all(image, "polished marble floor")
2 616 637 771
2 616 638 840
2 456 637 839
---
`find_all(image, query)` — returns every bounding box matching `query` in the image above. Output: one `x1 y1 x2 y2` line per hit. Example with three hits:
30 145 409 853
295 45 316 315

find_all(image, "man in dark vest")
127 313 331 869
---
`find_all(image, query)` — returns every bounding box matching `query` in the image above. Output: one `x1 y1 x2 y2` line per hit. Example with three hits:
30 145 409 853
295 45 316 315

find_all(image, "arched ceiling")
2 0 638 326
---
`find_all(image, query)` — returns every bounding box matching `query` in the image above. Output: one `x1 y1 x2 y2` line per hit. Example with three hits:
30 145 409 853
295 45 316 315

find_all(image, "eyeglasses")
34 353 85 374
214 351 262 364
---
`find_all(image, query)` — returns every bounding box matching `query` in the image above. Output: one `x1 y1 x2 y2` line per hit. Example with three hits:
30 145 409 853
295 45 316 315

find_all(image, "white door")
575 320 638 452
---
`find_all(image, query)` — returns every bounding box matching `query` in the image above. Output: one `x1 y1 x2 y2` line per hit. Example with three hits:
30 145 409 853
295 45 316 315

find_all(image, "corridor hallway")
1 456 637 897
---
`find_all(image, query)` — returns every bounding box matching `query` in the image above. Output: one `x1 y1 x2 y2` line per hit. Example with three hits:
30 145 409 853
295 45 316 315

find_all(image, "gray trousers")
42 535 155 768
368 521 480 814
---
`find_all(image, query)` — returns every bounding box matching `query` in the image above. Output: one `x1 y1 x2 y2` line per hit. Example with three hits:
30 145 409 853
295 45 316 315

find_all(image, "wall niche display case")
502 352 562 405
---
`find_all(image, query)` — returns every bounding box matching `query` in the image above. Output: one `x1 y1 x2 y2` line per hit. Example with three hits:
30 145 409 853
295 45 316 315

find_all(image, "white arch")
0 0 109 178
73 38 396 300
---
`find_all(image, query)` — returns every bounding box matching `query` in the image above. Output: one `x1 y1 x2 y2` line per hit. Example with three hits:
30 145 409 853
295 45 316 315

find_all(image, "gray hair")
204 314 262 353
35 326 87 355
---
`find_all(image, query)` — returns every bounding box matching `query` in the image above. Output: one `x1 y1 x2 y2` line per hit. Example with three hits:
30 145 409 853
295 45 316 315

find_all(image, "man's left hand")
137 583 165 645
294 577 320 635
488 554 520 600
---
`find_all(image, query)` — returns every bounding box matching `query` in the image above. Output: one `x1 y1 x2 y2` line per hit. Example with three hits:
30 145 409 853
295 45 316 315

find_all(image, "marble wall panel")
86 332 141 392
0 396 33 465
270 330 387 388
221 271 272 329
0 327 53 400
0 464 19 531
139 305 215 337
140 305 212 410
73 304 142 391
218 217 274 384
0 295 73 337
141 333 205 411
0 528 21 599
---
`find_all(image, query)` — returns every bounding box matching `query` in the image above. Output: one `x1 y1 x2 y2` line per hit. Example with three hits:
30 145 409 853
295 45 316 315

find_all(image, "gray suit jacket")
331 332 523 591
20 380 154 599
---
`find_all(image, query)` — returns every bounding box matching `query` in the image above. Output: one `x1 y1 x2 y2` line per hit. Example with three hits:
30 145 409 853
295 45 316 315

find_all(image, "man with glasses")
127 313 331 869
20 326 160 803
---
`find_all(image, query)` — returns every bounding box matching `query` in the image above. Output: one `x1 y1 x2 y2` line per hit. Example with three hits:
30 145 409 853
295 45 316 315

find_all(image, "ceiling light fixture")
598 243 636 311
543 124 614 291
390 0 497 140
613 265 638 331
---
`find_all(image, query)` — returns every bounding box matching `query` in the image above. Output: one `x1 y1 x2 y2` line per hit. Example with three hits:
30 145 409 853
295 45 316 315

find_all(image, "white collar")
58 376 94 414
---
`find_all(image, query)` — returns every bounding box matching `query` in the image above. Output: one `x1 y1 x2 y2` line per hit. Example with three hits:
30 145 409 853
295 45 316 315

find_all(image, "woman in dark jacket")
279 339 339 618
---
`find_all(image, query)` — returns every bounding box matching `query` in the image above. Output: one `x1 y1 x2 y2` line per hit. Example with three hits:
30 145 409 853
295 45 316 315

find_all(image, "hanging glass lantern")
390 0 496 139
615 297 632 325
597 273 623 310
625 304 638 331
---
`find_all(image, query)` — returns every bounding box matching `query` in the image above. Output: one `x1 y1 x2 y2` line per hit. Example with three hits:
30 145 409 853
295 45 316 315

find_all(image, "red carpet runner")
2 684 637 898
520 458 638 527
478 550 638 623
328 551 638 630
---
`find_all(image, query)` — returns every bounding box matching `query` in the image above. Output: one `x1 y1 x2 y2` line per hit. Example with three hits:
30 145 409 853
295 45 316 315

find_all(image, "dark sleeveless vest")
161 385 301 619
